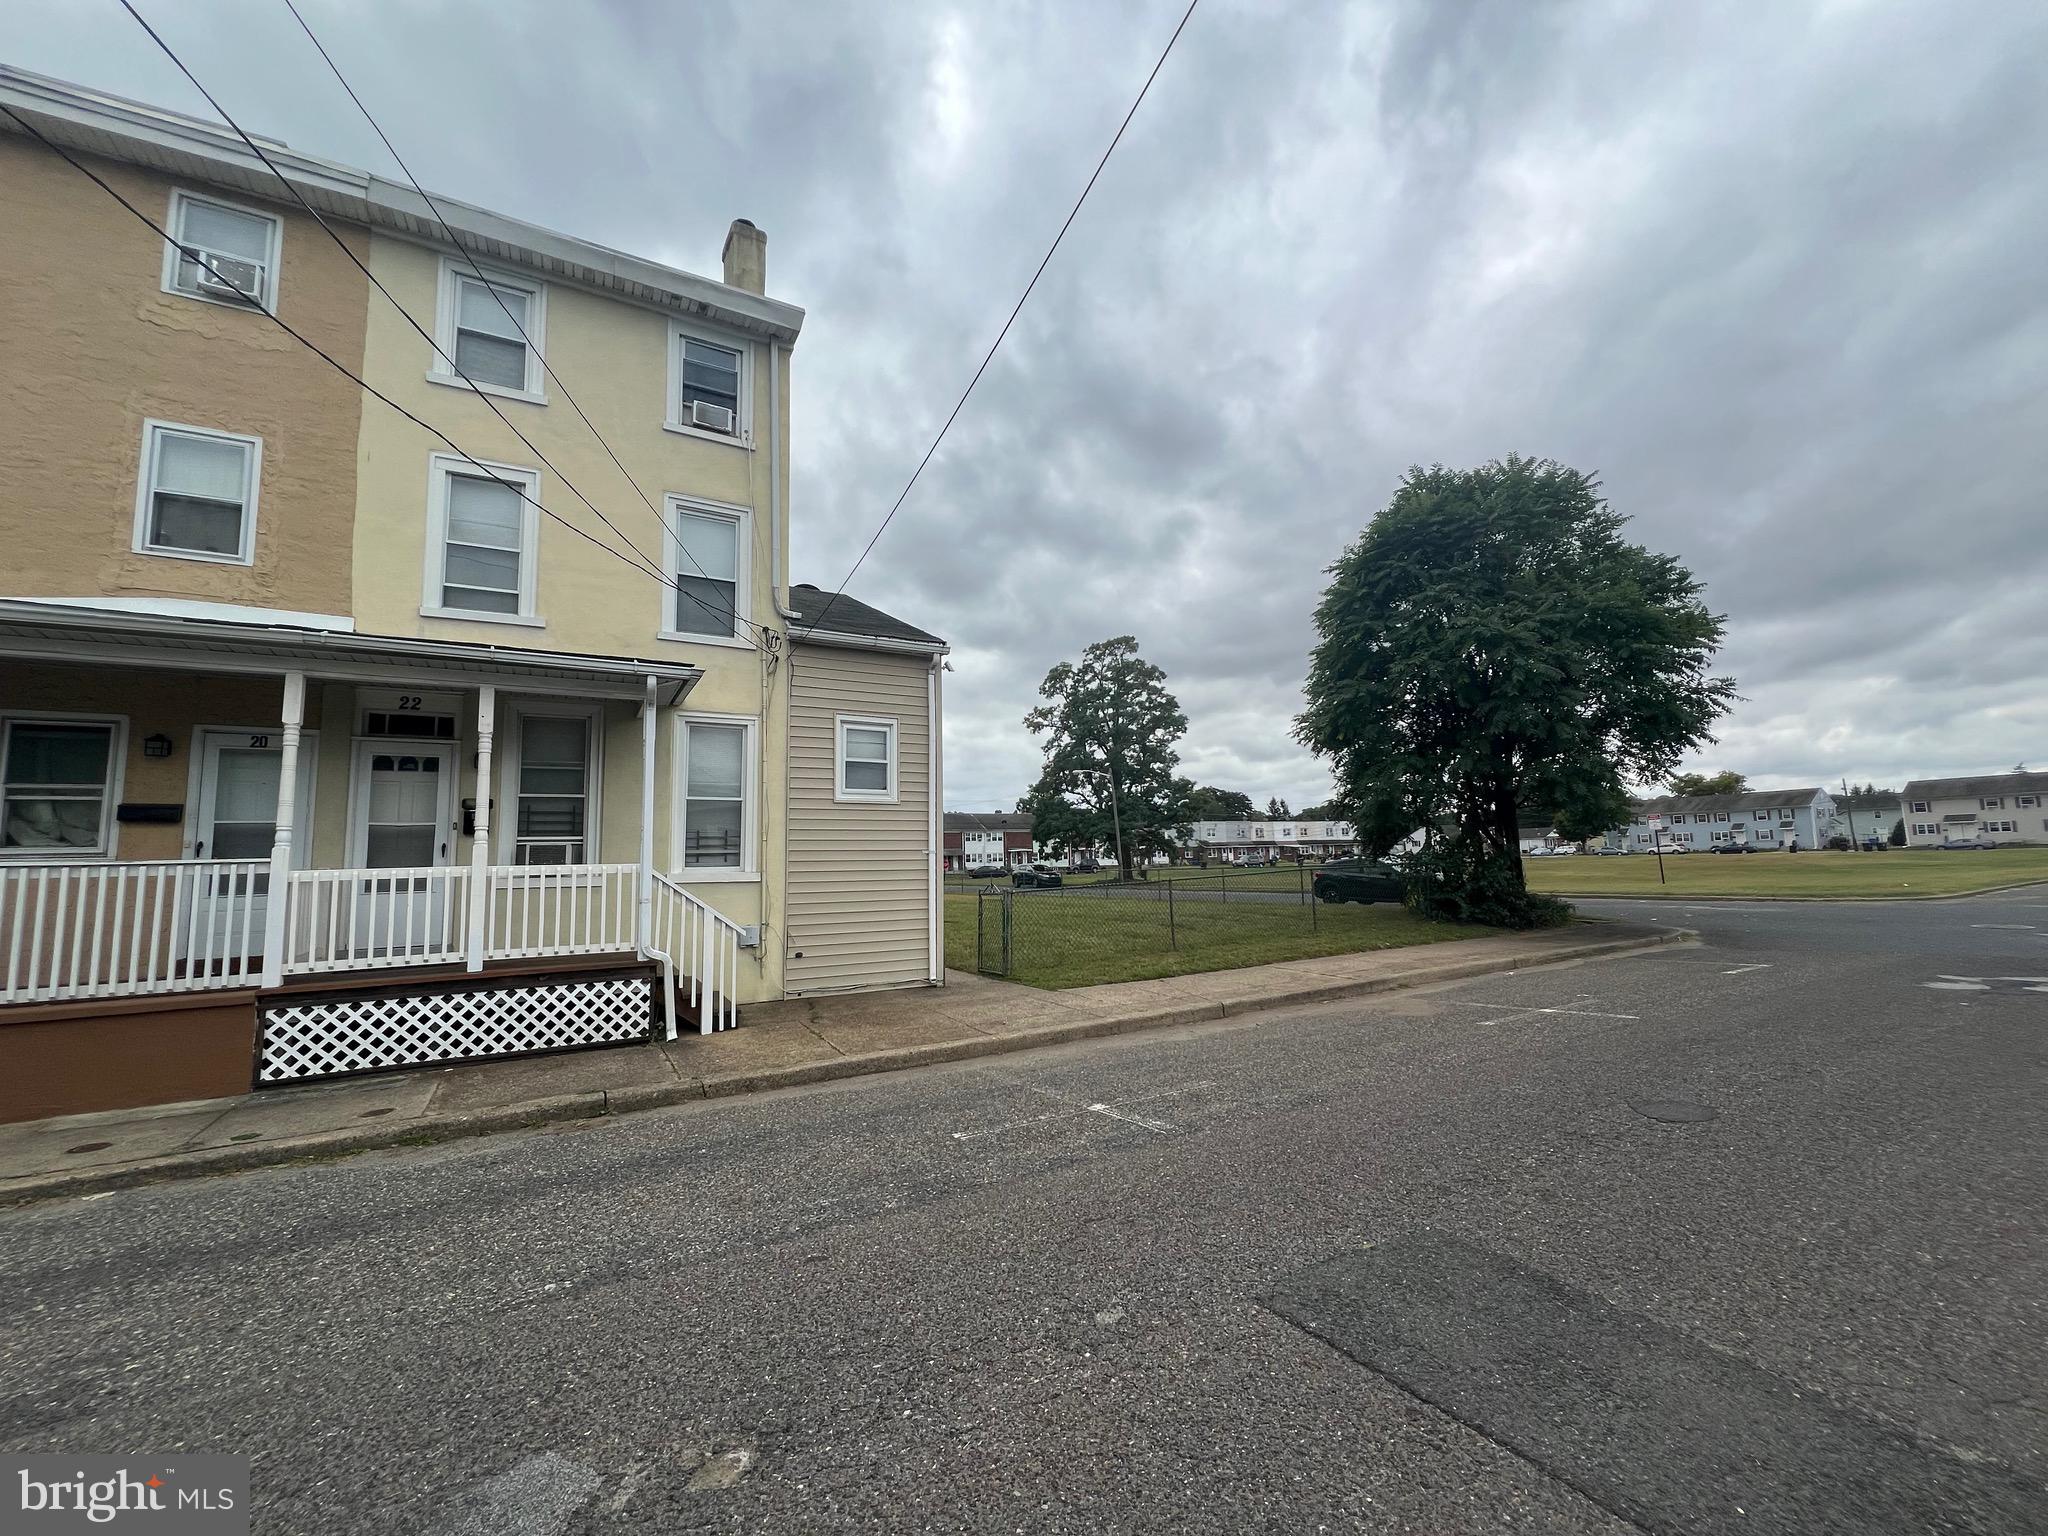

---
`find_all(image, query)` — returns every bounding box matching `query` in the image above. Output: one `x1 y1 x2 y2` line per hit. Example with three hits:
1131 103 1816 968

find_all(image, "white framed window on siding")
506 708 600 865
161 188 282 311
431 259 546 400
836 716 898 804
666 323 750 443
661 498 751 645
132 421 261 565
675 714 756 878
1 715 125 858
423 455 541 623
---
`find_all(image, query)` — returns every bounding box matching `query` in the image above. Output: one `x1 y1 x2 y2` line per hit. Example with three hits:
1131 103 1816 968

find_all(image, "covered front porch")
0 602 747 1118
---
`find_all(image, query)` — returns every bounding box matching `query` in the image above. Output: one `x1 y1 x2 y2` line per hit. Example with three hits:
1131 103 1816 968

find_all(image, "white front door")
348 743 456 954
190 730 317 964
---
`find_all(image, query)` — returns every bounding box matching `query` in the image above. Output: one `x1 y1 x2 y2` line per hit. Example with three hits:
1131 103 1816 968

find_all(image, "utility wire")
275 0 776 650
802 0 1201 639
0 101 682 597
119 0 765 645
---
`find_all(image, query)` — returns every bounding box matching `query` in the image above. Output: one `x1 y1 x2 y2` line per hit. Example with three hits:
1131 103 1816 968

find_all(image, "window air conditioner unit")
689 399 737 434
196 255 263 302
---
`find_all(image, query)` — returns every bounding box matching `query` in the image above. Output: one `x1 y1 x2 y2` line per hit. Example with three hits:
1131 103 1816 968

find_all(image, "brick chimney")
721 218 766 294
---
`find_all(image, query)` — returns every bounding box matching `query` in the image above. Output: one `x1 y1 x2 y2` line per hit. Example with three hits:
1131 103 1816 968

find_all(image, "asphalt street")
3 889 2045 1533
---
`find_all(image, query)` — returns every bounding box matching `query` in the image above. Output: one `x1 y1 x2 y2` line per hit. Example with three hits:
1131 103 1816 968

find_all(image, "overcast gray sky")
8 0 2045 810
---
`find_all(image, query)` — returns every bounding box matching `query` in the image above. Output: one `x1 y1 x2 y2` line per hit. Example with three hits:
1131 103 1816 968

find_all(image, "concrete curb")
1552 878 2048 904
0 928 1686 1206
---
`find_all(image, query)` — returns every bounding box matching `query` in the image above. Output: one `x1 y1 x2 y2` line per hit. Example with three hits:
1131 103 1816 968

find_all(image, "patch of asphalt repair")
1261 1233 2047 1535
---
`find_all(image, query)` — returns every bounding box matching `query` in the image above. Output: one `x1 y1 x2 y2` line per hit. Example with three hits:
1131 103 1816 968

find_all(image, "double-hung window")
163 189 281 310
433 260 545 399
662 499 750 643
425 456 540 622
677 716 754 875
1 717 121 857
668 325 748 440
134 422 260 564
511 712 595 865
836 716 898 803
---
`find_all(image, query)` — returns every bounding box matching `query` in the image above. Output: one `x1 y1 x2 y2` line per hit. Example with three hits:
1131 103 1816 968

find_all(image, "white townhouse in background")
1189 818 1360 861
1622 788 1836 851
1900 770 2048 847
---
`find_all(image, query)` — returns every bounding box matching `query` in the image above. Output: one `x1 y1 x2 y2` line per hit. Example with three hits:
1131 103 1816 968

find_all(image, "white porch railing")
2 859 744 1026
2 859 268 1003
646 871 743 1035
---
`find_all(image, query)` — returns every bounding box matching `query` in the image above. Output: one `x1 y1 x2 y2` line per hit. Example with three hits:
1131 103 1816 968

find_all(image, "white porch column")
466 683 496 971
638 676 658 955
259 671 307 988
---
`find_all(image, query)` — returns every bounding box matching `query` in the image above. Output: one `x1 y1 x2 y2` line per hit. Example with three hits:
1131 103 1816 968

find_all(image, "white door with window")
189 730 317 963
348 743 456 954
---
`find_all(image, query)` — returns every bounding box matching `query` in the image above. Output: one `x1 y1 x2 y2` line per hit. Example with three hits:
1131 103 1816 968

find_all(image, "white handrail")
1 859 267 1003
483 863 639 959
643 872 744 1036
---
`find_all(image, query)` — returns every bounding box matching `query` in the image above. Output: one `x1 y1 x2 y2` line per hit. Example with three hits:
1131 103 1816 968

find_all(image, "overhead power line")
118 0 768 646
802 0 1202 639
0 101 679 596
274 0 777 650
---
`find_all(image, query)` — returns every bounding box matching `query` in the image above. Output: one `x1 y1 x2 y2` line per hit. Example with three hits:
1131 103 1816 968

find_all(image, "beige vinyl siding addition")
785 645 932 994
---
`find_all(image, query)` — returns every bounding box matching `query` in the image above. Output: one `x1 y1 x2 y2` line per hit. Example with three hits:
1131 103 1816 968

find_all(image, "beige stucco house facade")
0 64 944 1121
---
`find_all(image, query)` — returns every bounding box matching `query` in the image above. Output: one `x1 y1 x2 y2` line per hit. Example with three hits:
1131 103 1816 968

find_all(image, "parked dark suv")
1012 864 1065 889
1310 857 1406 905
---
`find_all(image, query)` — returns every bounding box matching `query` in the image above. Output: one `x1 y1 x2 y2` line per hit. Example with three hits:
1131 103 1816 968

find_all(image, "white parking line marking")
1444 1001 1640 1019
1721 964 1773 975
1925 980 1991 991
952 1080 1212 1141
1970 923 2037 930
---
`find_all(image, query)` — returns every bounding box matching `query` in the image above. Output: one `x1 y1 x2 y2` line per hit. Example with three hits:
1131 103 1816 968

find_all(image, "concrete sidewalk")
0 922 1684 1203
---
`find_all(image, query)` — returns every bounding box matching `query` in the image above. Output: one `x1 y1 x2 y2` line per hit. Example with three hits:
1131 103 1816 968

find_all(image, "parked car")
1711 841 1755 854
967 864 1007 879
1311 858 1406 905
1012 864 1065 888
1070 859 1102 873
1658 843 1690 855
1939 836 1997 851
1594 846 1627 856
1551 845 1578 856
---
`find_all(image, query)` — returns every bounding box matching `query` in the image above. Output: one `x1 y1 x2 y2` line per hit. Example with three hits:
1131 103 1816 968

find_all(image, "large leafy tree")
1668 770 1747 796
1020 636 1193 879
1297 457 1734 927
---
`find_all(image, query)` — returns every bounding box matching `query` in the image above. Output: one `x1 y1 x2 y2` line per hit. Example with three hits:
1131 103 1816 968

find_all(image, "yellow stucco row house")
0 65 946 1122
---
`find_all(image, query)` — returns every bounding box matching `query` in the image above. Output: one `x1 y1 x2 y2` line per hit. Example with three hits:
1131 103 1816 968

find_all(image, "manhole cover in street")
1627 1098 1717 1124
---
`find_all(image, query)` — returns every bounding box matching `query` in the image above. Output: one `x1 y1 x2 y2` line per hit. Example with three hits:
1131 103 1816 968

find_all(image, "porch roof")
0 600 702 700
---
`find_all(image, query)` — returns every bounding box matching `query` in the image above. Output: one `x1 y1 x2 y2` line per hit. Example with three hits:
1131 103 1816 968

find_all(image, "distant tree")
1297 800 1347 820
1266 796 1292 818
1889 818 1906 846
1186 785 1256 821
1297 456 1734 927
1668 770 1748 797
1019 636 1195 881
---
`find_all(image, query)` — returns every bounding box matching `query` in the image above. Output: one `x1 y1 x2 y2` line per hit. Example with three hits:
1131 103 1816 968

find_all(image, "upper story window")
432 259 546 401
1910 800 1929 813
662 498 751 646
1981 797 2004 810
667 323 750 442
836 716 898 804
133 421 260 565
162 189 281 311
2 716 122 858
424 455 540 623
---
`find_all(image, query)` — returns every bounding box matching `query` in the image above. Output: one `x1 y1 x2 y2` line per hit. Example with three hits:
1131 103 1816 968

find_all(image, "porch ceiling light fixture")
142 732 175 759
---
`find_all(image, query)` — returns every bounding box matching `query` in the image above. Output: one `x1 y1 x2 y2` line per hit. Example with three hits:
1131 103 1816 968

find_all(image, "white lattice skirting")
258 974 653 1082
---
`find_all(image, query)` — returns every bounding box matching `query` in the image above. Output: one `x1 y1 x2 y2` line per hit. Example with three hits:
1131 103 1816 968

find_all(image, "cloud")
8 0 2043 808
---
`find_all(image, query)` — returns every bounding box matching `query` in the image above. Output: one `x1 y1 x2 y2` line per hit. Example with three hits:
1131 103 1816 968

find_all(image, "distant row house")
1900 771 2048 848
1190 819 1360 861
1620 789 1836 851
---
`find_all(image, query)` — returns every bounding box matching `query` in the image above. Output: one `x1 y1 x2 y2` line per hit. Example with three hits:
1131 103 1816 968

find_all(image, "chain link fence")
968 865 1334 980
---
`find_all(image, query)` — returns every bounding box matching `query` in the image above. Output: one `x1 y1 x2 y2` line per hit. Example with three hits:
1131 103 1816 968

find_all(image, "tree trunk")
1491 775 1526 893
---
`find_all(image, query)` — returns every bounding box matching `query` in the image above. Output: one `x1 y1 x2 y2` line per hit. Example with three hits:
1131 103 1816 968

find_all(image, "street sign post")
1648 815 1667 885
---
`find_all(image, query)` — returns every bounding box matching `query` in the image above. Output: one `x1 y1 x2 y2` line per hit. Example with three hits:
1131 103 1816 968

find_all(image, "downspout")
767 341 799 621
928 653 944 983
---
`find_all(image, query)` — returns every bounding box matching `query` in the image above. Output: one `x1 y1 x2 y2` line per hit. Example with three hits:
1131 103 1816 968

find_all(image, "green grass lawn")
1523 846 2048 899
943 889 1483 989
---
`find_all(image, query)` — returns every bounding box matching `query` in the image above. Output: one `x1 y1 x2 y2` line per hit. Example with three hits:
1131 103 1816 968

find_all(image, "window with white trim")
134 422 260 564
432 260 545 398
836 716 898 803
1 717 121 857
511 711 596 865
677 716 754 873
662 499 750 642
162 189 280 310
2018 795 2039 809
1911 800 1929 813
425 456 540 621
1981 797 2004 810
668 324 750 441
